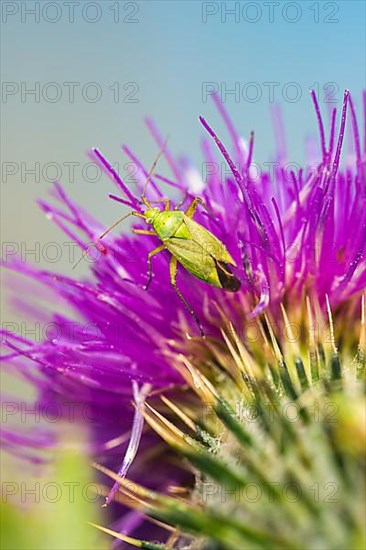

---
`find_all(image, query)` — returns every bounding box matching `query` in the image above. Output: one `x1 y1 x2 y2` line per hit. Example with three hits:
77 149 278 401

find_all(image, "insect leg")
149 198 171 211
144 245 165 290
174 193 189 210
185 197 216 220
132 229 156 235
169 256 204 337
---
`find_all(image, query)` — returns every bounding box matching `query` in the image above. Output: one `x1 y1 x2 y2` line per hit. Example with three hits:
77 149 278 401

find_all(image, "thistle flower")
1 90 365 548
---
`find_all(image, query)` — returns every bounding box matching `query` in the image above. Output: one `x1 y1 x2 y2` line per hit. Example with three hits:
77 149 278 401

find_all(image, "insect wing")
165 237 217 282
215 260 241 291
182 215 236 266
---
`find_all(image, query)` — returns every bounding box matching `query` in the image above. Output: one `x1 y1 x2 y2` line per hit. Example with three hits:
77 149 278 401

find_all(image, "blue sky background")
1 0 365 281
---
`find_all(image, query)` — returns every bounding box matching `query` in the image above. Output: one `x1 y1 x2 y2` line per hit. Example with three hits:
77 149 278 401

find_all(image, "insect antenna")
73 211 144 270
73 142 168 270
140 136 169 208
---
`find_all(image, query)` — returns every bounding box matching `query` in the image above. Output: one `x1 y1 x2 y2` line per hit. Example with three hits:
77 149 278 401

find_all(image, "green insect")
76 147 241 335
